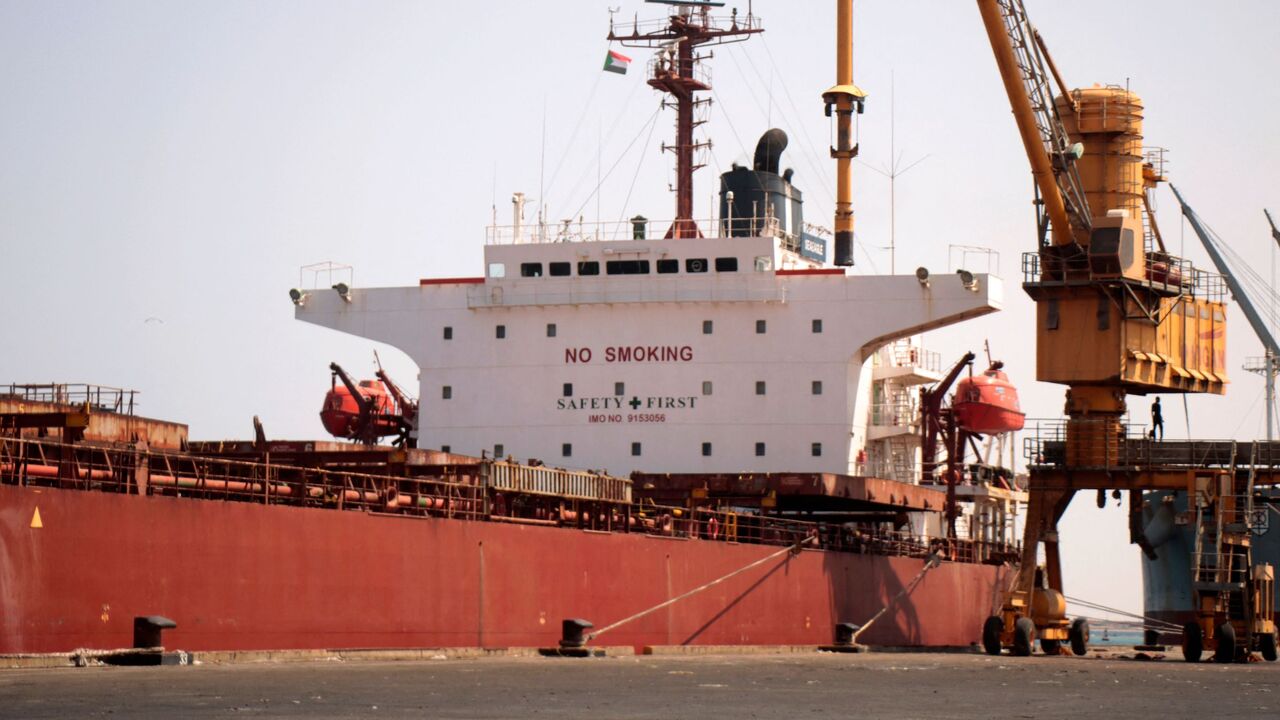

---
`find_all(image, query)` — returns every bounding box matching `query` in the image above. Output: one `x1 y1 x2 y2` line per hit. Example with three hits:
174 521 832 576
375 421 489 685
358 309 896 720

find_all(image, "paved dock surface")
1 651 1277 719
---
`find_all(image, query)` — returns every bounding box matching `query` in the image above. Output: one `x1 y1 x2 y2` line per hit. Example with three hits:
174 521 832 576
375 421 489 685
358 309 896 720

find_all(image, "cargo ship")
1 1 1026 656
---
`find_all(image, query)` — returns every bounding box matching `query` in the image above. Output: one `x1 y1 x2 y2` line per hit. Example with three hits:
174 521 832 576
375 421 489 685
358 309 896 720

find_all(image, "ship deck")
1 432 1015 565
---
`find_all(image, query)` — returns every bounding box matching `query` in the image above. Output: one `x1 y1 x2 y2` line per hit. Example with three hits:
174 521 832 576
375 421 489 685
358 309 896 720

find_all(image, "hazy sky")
3 0 1279 619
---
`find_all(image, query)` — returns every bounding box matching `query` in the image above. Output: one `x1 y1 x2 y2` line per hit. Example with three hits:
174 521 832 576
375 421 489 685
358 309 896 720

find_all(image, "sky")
3 0 1279 620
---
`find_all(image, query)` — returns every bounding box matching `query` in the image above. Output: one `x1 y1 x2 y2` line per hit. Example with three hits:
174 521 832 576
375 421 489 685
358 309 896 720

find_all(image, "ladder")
991 0 1092 233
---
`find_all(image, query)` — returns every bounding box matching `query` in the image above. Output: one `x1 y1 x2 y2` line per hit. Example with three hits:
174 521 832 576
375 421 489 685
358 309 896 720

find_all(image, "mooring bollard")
559 618 593 649
833 622 860 647
819 622 865 654
133 615 177 649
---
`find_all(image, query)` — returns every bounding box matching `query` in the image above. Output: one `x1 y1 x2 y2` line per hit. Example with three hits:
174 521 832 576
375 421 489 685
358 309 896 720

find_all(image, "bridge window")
494 444 504 458
686 258 708 273
549 262 571 277
703 320 713 334
702 442 712 457
615 382 625 396
755 442 766 456
488 263 505 278
702 381 713 396
443 326 453 340
715 257 738 272
562 443 572 458
812 381 823 395
546 323 557 337
811 442 822 457
606 259 650 275
657 259 679 274
812 319 823 333
578 261 600 276
442 386 452 400
496 325 506 339
441 445 450 453
563 383 573 397
632 442 642 456
520 262 543 277
756 381 766 396
756 319 767 334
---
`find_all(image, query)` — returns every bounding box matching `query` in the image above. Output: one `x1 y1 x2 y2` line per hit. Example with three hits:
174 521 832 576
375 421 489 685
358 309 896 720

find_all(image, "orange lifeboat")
952 361 1025 435
319 379 401 440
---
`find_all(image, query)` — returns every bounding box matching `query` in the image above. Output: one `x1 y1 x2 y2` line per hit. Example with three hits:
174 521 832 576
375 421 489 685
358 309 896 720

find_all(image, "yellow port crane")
976 0 1277 661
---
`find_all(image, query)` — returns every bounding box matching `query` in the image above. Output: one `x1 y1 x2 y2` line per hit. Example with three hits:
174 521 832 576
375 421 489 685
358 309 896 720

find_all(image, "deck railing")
0 436 1020 563
1 383 138 415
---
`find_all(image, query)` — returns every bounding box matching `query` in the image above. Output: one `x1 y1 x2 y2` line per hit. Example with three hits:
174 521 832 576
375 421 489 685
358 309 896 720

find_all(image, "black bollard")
133 615 177 649
559 618 593 649
819 622 865 653
833 622 860 646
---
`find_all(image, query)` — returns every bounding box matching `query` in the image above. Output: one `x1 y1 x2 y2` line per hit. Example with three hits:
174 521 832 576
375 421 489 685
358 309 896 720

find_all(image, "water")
1093 629 1146 647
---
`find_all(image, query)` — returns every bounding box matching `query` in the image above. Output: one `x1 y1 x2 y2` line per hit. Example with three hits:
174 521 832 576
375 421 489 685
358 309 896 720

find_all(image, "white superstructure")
295 219 1001 477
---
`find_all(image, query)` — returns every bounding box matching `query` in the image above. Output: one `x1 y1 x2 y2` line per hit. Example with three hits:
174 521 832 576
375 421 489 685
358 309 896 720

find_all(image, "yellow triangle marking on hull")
30 507 43 529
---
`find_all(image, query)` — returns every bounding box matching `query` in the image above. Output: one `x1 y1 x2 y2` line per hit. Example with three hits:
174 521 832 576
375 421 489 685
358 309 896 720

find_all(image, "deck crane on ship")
976 0 1278 661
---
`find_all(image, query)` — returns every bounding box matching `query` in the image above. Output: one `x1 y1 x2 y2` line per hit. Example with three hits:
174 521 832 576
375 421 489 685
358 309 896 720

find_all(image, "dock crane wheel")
1181 622 1203 663
1069 617 1090 656
1260 632 1278 662
982 616 1004 656
1012 617 1036 657
1214 622 1237 663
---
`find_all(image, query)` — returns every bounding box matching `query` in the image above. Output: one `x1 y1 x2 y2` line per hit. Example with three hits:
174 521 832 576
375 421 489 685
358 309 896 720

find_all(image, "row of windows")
442 318 824 340
440 442 824 458
441 380 825 399
497 256 763 279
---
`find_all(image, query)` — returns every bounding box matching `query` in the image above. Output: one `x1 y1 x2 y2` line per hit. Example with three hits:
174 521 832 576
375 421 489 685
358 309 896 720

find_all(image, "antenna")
862 72 928 274
539 100 547 237
609 1 762 239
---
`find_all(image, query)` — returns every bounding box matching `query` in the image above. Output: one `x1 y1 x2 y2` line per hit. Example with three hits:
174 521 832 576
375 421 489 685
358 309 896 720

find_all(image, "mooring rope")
850 553 941 643
1064 595 1182 632
588 534 818 642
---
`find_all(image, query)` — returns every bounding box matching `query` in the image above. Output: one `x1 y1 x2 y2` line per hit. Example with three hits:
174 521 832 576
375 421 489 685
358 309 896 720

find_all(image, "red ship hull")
1 483 1008 653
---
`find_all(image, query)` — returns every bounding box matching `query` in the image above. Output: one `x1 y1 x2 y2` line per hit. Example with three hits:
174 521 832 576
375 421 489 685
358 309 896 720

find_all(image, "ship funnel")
719 129 822 262
753 128 788 175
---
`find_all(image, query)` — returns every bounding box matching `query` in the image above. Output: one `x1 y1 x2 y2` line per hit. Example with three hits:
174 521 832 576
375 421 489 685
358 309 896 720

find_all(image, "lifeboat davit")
319 379 401 440
952 362 1025 435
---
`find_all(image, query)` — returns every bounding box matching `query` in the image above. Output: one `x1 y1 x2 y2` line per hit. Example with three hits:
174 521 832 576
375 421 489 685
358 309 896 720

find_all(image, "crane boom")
976 0 1091 246
1267 208 1280 251
1171 185 1280 357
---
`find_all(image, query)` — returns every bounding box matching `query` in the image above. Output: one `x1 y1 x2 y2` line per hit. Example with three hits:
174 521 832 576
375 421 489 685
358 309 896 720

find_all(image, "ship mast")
610 1 762 239
823 0 866 266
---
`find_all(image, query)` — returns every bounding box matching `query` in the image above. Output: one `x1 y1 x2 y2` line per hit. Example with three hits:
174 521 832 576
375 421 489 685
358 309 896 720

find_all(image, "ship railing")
871 399 919 428
637 503 1022 562
484 213 794 246
637 504 814 547
610 11 762 41
487 461 632 503
647 55 712 89
1 436 1025 564
875 341 942 374
0 436 490 520
1 383 138 415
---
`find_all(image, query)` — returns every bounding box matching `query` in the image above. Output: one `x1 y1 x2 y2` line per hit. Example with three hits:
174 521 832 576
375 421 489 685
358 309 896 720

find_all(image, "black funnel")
753 129 788 175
